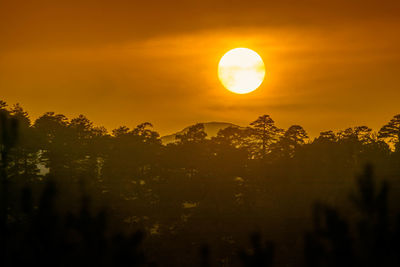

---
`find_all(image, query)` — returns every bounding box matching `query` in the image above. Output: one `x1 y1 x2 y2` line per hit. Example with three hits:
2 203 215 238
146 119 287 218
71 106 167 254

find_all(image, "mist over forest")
1 100 400 266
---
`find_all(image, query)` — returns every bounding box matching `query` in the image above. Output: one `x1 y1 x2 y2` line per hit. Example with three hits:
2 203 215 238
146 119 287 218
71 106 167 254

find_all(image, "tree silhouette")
0 108 19 266
305 164 400 267
4 181 146 267
112 126 130 137
7 104 39 187
175 123 207 144
273 125 308 158
249 115 283 159
379 114 400 152
213 126 252 150
33 112 70 176
316 131 337 143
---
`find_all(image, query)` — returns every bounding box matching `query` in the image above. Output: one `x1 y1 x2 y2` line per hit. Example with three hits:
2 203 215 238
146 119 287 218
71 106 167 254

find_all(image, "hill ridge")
161 121 241 144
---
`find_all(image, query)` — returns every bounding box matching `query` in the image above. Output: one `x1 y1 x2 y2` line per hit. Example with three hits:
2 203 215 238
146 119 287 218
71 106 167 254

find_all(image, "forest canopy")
1 100 400 266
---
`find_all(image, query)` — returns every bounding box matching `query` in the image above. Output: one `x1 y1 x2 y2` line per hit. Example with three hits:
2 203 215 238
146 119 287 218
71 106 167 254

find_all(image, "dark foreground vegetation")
1 100 400 266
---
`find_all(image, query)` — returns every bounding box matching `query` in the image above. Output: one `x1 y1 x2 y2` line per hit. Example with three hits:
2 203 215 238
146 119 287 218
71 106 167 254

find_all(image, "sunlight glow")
218 48 265 94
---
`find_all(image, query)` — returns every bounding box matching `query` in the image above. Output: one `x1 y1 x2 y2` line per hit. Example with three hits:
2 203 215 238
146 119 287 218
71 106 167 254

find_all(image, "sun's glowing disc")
218 48 265 94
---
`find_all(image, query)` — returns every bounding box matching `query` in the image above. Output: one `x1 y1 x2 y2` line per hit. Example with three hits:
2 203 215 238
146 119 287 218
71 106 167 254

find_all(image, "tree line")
1 99 400 266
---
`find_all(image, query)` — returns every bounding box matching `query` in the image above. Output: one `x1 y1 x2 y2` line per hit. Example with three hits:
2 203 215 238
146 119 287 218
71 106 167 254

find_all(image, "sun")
218 48 265 94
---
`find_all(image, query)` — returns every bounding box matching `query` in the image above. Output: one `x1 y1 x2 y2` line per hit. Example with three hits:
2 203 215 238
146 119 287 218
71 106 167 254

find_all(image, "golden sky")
1 0 400 136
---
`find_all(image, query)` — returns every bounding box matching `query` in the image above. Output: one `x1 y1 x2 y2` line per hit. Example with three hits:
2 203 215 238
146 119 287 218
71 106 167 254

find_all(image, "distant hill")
161 122 241 144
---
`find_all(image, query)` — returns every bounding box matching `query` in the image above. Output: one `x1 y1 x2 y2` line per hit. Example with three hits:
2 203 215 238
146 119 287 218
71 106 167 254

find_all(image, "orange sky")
1 0 400 136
